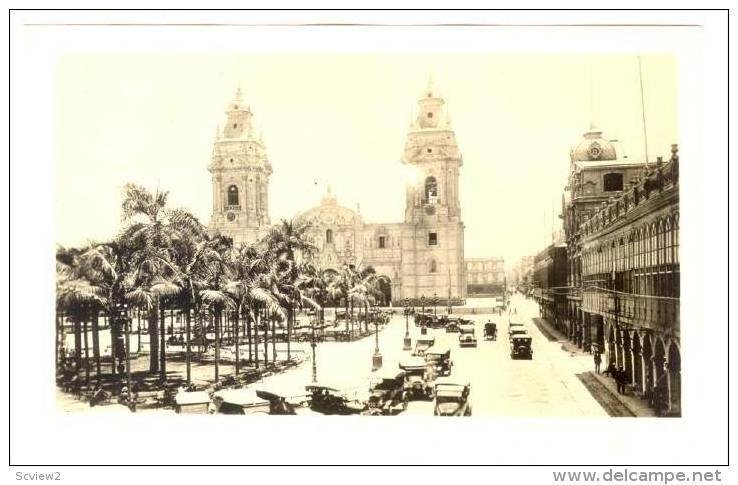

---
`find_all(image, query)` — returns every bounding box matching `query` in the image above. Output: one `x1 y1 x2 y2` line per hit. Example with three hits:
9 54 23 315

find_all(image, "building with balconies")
578 147 680 415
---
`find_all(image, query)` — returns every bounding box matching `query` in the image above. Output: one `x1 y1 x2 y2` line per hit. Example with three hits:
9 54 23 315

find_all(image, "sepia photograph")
53 53 679 419
8 8 729 471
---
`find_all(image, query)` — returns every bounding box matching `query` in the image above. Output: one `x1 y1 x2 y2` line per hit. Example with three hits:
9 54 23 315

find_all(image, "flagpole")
638 56 649 165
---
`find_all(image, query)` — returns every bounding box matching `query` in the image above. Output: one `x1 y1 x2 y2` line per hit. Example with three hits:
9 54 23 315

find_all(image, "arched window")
326 229 333 244
227 185 239 206
603 173 624 192
424 176 438 202
429 259 437 273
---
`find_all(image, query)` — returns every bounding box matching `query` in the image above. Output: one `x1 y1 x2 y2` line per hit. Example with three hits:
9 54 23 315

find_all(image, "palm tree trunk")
136 309 142 353
246 308 253 363
271 314 277 363
263 307 268 366
55 311 62 369
252 307 258 368
287 304 292 361
149 304 159 374
159 302 167 381
73 315 82 372
109 311 118 376
91 312 101 379
82 315 90 386
214 310 220 382
185 306 192 384
234 309 240 376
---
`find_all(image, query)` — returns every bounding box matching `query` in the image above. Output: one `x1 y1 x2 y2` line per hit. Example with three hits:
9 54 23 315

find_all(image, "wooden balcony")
582 289 679 333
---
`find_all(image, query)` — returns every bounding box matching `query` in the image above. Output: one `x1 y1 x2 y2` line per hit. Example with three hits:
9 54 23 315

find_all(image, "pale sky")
57 53 676 264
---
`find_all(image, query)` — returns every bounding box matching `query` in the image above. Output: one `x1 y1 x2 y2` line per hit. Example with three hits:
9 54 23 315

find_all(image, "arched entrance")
632 331 643 394
654 338 667 415
667 341 681 416
641 334 654 395
607 323 616 368
615 326 624 369
622 330 633 386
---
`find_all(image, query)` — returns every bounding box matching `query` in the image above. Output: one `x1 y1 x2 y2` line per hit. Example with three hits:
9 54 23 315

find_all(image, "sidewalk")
532 317 655 417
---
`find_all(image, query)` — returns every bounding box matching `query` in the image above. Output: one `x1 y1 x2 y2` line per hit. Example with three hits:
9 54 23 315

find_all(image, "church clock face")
227 212 236 222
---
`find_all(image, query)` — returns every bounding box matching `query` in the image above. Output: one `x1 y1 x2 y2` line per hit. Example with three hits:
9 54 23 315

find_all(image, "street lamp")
420 295 427 336
372 310 383 371
433 293 438 318
403 298 411 350
311 310 319 383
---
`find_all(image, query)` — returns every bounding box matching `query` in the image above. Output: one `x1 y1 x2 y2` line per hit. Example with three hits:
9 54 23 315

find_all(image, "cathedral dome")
294 188 363 227
571 125 618 162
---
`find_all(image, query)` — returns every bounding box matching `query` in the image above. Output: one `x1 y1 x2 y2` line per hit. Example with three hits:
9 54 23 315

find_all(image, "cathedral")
208 82 466 304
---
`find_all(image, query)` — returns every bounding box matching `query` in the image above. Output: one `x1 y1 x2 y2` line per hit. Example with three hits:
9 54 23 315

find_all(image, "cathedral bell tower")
400 78 466 302
209 88 272 245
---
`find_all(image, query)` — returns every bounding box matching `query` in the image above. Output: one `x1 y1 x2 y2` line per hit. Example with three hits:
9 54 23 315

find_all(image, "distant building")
532 243 568 333
510 255 535 289
465 257 505 296
208 81 466 305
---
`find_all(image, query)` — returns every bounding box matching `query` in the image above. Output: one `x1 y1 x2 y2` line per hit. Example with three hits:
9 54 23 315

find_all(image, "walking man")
616 365 626 394
593 351 602 374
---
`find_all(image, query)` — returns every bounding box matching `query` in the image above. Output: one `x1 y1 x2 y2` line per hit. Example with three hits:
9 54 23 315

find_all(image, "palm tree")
56 261 106 388
197 234 236 383
121 183 202 376
263 219 315 360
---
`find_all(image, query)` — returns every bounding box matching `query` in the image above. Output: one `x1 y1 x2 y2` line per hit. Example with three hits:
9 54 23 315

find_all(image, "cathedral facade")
209 82 466 304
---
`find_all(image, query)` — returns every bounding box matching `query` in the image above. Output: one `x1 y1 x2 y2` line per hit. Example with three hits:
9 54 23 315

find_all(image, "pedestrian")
593 352 602 374
605 361 616 378
616 366 626 394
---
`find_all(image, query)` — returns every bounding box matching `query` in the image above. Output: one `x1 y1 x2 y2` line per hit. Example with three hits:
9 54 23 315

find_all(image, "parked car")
433 378 472 416
413 336 436 357
366 370 409 415
510 334 533 359
305 384 366 415
425 345 453 377
174 390 211 414
458 324 477 348
399 357 435 400
211 389 272 415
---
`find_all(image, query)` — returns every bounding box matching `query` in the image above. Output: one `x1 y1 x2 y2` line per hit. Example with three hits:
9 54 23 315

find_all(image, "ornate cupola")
208 88 272 245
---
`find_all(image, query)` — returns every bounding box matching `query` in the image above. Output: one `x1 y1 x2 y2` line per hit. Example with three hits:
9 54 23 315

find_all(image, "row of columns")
561 302 681 416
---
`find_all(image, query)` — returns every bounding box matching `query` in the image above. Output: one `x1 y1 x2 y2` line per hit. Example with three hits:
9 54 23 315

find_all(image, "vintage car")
254 389 303 415
425 345 453 377
433 378 472 416
211 389 272 415
305 384 366 415
414 311 434 327
174 390 212 414
445 317 460 333
508 327 528 340
510 334 533 359
508 320 526 336
399 357 435 400
366 370 409 415
484 321 498 341
458 324 478 347
413 336 436 357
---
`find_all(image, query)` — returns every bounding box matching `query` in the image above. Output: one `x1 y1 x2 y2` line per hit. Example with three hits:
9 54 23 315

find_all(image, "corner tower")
400 79 465 302
209 88 272 245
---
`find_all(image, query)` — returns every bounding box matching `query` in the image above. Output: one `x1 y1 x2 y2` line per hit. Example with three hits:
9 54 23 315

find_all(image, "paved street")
243 294 607 417
59 295 610 417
